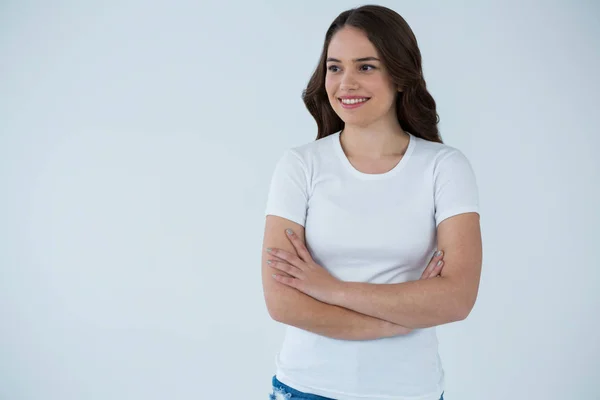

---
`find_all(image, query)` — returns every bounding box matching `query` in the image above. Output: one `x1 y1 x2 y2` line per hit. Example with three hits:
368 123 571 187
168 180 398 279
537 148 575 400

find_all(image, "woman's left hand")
266 228 343 305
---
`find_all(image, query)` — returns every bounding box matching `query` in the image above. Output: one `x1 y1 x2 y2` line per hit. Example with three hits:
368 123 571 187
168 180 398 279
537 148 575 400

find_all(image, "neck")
340 124 409 159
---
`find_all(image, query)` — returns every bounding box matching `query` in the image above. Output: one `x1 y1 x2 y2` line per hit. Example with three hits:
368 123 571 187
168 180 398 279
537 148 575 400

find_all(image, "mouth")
338 97 370 109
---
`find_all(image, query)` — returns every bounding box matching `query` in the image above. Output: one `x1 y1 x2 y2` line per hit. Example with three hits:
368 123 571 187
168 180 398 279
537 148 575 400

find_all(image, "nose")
339 70 359 91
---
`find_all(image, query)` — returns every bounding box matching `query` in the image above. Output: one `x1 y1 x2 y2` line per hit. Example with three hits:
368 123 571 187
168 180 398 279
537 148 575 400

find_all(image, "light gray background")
1 1 598 399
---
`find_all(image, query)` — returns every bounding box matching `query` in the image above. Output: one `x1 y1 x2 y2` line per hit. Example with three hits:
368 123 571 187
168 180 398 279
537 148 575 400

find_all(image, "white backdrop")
1 1 598 399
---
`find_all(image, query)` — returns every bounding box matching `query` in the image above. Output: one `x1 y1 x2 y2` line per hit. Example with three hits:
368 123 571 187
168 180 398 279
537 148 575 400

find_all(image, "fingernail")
286 229 293 235
435 250 443 257
266 248 272 253
437 260 443 266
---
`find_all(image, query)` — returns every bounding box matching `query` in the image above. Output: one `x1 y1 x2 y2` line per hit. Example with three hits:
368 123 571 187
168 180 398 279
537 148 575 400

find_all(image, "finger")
268 260 302 278
285 229 313 262
266 262 293 278
272 273 299 289
420 253 441 278
265 250 294 277
428 260 444 279
266 248 300 266
420 250 444 279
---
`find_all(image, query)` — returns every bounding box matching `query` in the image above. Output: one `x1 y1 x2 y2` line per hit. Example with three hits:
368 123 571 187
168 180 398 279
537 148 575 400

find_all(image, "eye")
326 64 377 73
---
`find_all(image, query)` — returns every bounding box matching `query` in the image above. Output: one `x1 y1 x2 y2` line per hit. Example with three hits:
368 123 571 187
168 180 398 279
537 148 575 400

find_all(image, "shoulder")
412 134 469 164
289 132 337 159
410 135 476 178
275 132 338 172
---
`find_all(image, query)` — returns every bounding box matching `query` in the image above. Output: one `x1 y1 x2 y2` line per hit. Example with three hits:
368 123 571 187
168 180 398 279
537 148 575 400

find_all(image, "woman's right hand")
384 251 446 336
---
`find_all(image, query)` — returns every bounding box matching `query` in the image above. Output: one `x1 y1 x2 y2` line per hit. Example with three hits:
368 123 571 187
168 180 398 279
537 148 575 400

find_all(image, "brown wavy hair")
302 4 443 143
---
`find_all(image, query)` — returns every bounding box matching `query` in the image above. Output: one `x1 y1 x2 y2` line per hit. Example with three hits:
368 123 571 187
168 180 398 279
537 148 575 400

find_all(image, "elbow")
455 307 469 322
268 307 284 323
266 302 281 322
265 297 287 323
456 296 477 321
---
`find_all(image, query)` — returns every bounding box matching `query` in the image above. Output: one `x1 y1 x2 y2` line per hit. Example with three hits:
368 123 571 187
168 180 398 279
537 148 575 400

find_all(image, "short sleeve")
264 149 309 227
433 149 480 227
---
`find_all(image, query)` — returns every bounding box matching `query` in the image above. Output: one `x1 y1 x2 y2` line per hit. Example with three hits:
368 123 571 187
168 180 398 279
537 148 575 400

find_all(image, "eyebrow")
326 56 380 63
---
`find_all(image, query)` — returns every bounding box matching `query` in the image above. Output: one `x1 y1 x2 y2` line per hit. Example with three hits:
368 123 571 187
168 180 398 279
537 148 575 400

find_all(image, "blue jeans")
270 375 444 400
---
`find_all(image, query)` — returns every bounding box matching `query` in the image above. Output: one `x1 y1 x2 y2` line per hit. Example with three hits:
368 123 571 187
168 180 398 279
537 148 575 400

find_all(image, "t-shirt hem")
436 206 479 227
265 210 306 227
275 372 445 400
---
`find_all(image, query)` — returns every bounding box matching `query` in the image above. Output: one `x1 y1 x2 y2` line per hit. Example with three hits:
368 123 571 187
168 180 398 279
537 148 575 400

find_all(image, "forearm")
333 277 468 329
269 289 412 340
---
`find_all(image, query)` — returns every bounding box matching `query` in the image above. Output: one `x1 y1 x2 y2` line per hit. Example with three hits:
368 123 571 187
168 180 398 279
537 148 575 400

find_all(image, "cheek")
373 84 397 105
324 78 335 98
325 83 340 108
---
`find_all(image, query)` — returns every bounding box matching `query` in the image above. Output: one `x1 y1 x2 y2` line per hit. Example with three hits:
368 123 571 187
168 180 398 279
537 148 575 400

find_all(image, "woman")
262 5 482 400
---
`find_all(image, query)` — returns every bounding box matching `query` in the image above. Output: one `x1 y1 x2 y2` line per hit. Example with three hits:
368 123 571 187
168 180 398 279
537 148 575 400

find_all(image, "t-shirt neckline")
332 130 416 180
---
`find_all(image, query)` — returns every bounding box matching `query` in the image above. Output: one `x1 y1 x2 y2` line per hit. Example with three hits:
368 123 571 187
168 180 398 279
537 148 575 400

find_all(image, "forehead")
327 26 379 59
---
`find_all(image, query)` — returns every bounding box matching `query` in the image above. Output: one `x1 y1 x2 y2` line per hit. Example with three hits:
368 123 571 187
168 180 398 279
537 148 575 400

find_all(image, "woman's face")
325 26 399 127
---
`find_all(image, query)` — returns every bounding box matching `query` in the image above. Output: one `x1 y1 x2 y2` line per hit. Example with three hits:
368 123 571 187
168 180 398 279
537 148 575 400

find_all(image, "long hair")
302 5 442 143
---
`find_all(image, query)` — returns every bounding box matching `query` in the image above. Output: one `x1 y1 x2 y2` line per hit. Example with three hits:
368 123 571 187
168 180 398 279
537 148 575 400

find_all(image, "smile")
338 97 370 109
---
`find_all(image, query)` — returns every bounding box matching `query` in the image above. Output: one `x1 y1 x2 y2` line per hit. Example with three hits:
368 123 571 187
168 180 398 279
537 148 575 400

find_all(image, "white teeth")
340 98 368 104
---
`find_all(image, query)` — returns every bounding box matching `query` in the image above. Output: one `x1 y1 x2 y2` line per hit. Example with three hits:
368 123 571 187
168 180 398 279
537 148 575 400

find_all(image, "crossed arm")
328 212 482 329
261 213 482 339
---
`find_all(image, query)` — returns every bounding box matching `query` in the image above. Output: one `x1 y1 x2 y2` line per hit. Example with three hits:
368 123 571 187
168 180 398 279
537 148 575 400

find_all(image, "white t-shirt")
264 130 479 400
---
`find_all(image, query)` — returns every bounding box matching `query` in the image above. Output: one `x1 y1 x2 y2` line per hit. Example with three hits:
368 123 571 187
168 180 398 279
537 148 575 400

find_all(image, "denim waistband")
271 375 444 400
271 375 335 400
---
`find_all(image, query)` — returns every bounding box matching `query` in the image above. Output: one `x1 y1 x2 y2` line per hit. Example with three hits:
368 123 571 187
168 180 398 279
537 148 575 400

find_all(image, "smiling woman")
262 4 480 400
